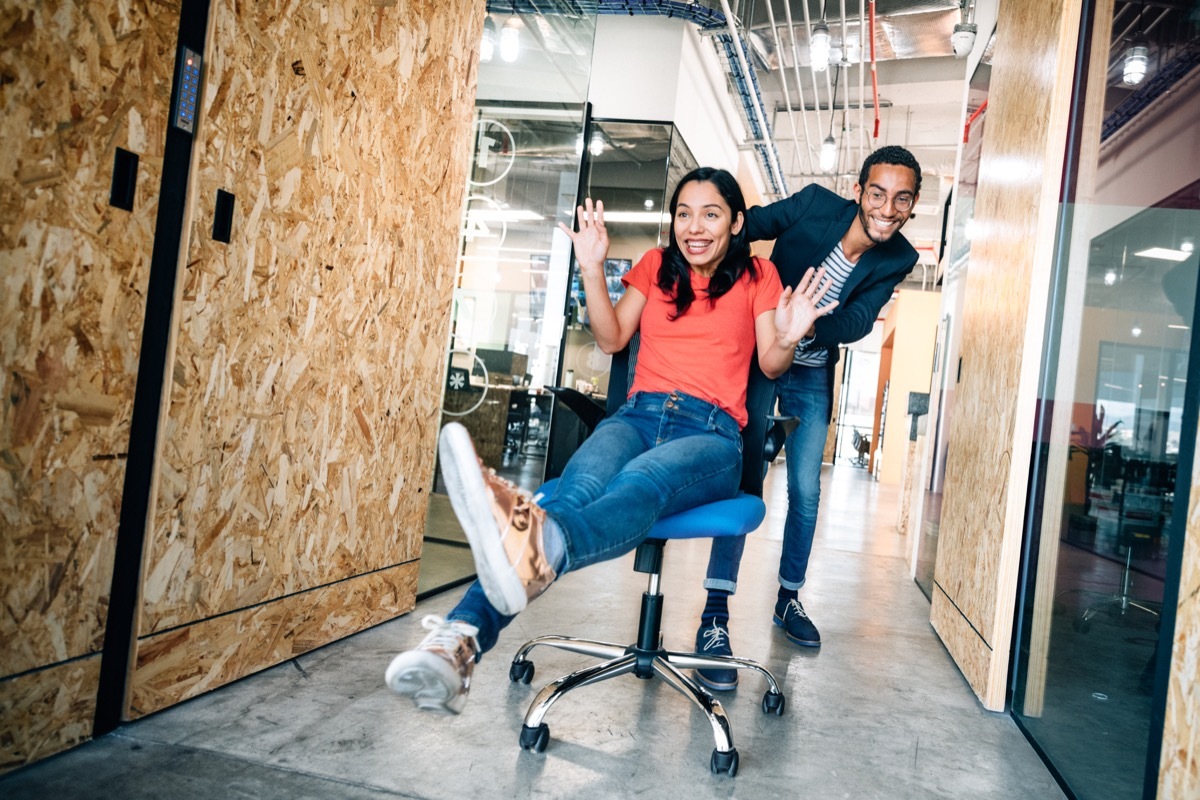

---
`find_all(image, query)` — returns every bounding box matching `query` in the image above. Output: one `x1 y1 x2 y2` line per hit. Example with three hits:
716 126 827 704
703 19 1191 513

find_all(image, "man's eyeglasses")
864 189 914 212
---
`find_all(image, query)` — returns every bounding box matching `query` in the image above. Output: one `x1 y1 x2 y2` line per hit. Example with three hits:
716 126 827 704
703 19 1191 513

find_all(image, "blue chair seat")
536 479 765 541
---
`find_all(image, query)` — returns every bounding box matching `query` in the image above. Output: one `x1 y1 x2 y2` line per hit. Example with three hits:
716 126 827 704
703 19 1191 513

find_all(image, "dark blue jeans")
705 363 831 593
449 390 743 654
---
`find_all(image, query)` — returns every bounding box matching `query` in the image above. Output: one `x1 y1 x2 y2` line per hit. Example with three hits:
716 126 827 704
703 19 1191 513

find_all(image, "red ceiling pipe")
963 98 989 142
869 0 880 138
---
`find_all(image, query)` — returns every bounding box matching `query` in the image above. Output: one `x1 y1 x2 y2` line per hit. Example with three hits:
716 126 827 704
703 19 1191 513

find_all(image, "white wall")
671 23 745 171
589 16 685 122
589 16 749 178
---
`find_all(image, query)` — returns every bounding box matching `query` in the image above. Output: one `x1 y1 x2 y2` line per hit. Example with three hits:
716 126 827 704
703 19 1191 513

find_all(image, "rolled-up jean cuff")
778 576 806 591
703 578 738 593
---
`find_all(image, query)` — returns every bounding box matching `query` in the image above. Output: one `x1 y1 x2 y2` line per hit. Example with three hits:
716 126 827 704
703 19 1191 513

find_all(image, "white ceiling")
480 0 1005 273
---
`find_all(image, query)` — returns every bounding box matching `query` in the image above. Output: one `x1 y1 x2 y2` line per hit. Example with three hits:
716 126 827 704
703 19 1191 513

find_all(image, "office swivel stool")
851 428 870 467
507 479 784 776
1073 521 1161 634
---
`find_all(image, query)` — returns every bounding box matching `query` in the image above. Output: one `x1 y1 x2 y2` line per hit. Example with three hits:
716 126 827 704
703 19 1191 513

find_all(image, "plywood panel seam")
0 650 104 686
136 555 424 641
934 579 994 651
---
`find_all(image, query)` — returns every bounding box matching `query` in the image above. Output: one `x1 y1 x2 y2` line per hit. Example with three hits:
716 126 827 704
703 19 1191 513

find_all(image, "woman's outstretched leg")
385 581 510 713
385 420 566 713
437 421 566 616
387 410 737 713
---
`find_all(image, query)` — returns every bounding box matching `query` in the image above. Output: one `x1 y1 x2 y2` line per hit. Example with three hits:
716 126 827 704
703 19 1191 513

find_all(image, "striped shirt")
794 241 856 367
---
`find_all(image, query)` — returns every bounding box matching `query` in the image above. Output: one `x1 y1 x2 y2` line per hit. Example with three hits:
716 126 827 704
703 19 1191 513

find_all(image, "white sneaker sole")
438 422 528 616
384 650 466 714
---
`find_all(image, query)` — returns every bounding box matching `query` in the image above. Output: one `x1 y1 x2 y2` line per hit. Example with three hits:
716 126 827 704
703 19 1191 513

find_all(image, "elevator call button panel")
173 47 202 134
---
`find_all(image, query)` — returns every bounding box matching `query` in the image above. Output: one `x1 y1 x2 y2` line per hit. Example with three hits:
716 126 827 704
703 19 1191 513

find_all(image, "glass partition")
544 120 697 478
418 6 597 599
1011 2 1199 797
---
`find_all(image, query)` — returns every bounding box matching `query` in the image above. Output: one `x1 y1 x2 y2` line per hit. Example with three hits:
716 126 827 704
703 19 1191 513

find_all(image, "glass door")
418 5 596 599
443 102 588 484
1011 2 1199 797
544 120 698 478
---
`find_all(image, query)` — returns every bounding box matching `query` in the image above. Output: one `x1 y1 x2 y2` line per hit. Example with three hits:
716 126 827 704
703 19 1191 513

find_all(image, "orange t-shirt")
621 249 782 428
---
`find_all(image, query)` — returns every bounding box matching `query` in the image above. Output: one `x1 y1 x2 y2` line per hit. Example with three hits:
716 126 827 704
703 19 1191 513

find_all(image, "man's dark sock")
702 589 731 627
778 586 798 604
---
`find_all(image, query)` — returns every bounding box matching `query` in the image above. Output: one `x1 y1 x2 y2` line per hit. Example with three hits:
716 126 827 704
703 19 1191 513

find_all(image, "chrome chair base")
1063 546 1161 633
509 554 785 777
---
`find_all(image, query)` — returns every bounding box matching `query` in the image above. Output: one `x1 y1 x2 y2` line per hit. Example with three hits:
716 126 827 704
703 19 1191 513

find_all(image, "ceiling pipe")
838 0 852 193
869 0 881 138
963 97 988 142
858 0 868 175
717 0 788 197
798 0 827 162
774 0 816 175
763 0 807 178
780 1 818 178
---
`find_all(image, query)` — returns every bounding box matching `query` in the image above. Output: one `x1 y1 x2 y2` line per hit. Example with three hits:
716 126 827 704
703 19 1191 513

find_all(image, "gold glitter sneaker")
385 615 479 714
438 422 557 616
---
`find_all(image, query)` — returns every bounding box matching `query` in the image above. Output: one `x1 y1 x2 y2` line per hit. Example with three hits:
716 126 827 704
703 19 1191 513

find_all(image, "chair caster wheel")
509 659 535 684
710 747 739 776
762 690 785 716
520 723 549 753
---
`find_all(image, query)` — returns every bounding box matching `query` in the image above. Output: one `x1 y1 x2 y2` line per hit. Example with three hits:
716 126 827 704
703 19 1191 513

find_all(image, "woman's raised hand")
557 199 609 278
776 267 838 346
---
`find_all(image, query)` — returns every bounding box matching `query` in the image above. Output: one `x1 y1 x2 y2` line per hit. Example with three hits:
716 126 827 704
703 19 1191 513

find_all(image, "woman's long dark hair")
658 166 758 319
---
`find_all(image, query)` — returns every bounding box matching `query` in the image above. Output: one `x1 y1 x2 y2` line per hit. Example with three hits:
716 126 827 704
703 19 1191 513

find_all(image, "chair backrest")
606 333 775 498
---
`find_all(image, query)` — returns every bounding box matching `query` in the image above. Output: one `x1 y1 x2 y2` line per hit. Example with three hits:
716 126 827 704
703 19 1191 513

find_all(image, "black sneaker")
694 622 738 691
774 598 821 647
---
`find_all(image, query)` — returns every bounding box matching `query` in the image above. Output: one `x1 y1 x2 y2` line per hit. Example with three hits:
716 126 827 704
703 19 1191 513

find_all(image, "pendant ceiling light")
1123 2 1149 85
1123 40 1149 85
820 64 842 173
500 17 520 63
810 20 831 72
819 135 837 172
480 15 496 63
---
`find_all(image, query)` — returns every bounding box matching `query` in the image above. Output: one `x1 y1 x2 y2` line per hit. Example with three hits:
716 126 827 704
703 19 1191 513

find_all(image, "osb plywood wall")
128 0 481 715
0 0 178 770
929 0 1082 710
1160 428 1200 796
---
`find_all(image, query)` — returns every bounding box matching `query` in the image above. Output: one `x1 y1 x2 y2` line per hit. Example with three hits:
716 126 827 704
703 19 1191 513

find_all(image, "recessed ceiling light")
601 211 671 224
466 208 543 223
1135 247 1190 262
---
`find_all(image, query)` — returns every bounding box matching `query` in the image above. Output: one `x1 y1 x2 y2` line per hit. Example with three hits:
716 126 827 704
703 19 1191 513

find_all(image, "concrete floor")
0 462 1066 799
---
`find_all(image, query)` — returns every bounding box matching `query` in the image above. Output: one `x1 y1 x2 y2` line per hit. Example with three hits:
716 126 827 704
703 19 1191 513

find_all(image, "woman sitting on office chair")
386 167 837 713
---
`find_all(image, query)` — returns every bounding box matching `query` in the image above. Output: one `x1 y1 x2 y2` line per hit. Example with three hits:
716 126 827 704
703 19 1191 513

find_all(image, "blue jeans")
705 364 831 592
449 390 743 655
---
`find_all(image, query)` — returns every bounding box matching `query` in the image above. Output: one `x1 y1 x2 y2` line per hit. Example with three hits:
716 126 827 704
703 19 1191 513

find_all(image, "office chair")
851 428 871 467
507 337 788 776
1073 490 1163 633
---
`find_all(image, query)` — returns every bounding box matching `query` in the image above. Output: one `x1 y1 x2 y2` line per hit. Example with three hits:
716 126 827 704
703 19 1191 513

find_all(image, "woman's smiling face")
672 179 743 276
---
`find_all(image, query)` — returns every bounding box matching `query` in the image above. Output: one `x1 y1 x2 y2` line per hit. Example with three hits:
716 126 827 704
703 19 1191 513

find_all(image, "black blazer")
745 184 919 372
